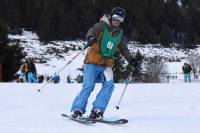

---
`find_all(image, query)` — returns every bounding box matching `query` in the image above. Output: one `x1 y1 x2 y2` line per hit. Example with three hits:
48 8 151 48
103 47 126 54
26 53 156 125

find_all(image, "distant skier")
52 74 60 83
182 63 192 82
70 7 135 120
37 74 44 83
27 59 37 83
21 60 29 82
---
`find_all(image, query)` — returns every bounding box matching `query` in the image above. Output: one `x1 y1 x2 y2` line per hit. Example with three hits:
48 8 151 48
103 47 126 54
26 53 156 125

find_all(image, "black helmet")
111 7 125 23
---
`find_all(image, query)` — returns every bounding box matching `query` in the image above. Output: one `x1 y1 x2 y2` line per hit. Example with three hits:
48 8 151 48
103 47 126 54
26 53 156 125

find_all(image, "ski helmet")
111 7 125 23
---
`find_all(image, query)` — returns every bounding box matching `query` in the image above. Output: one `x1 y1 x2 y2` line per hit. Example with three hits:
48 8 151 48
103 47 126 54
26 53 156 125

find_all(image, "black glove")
87 36 96 47
129 58 136 67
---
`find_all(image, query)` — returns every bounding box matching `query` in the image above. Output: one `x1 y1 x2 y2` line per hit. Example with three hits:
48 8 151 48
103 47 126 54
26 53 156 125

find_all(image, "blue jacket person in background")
27 59 37 83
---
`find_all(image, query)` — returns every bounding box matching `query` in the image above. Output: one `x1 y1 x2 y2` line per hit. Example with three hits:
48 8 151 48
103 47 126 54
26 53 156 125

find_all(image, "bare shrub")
143 56 167 83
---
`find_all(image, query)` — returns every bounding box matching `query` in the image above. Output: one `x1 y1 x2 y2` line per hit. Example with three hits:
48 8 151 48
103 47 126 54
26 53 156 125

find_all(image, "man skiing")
71 7 135 120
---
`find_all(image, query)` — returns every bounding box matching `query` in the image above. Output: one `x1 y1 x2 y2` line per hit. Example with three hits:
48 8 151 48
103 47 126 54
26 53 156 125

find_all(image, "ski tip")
122 119 128 124
61 114 68 117
110 119 128 124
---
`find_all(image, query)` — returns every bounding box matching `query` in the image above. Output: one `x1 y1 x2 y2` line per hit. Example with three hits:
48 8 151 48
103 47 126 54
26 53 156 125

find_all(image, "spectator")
182 63 192 82
52 74 60 83
27 59 37 83
15 74 20 83
21 60 29 82
38 75 44 83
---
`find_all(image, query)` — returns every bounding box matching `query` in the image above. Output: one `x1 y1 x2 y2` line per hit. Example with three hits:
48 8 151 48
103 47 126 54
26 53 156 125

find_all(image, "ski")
61 113 128 125
83 117 128 125
61 114 96 125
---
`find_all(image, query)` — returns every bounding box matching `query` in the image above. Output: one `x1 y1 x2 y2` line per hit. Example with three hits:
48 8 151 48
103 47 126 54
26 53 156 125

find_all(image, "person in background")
182 63 192 82
70 7 135 120
27 59 37 83
52 74 60 83
38 75 44 83
15 74 20 83
21 60 29 82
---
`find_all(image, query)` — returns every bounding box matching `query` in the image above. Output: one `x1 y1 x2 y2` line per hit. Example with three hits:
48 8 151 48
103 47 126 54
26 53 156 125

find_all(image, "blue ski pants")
184 73 191 82
71 64 114 113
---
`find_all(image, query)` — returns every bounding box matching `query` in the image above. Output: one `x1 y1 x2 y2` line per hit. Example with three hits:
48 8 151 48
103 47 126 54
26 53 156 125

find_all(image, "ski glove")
129 58 137 67
87 36 96 47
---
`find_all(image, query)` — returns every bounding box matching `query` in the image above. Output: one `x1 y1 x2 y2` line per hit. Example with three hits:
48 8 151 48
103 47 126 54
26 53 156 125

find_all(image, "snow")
0 83 200 133
8 31 200 83
4 30 200 132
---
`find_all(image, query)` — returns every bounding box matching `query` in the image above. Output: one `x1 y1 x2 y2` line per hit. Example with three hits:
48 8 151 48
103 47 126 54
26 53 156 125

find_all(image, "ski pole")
115 71 133 110
37 45 88 92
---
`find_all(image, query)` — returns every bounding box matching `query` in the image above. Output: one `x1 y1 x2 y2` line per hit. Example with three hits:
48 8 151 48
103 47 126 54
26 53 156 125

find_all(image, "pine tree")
113 53 127 83
0 42 25 82
0 20 24 81
130 50 143 82
1 0 200 46
135 50 143 80
160 23 173 47
0 19 8 43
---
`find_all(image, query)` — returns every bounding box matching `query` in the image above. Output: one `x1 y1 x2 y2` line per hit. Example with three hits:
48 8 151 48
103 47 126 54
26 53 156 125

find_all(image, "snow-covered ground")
3 30 200 133
8 31 200 83
0 83 200 133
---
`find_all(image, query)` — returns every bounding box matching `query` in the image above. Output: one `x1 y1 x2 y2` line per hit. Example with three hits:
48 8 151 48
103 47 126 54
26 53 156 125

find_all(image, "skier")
71 7 135 120
182 63 192 82
21 60 29 82
27 59 37 83
52 73 60 83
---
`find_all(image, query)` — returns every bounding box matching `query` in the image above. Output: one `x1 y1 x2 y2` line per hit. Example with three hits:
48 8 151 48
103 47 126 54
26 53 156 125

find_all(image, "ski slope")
0 83 200 133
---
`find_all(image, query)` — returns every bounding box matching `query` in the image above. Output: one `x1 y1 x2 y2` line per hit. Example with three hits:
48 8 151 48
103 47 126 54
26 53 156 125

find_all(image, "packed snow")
0 83 200 133
3 30 200 133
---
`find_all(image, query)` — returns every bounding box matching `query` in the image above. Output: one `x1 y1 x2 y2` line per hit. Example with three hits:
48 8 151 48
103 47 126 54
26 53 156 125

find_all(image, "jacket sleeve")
118 37 133 62
188 65 192 72
33 64 37 74
182 67 184 72
86 22 104 41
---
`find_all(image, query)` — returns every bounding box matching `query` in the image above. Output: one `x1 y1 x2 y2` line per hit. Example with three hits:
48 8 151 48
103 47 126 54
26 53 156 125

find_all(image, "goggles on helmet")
112 14 124 23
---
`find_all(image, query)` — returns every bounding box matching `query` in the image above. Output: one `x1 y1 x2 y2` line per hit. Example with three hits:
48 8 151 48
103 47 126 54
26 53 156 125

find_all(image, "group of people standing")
19 60 60 83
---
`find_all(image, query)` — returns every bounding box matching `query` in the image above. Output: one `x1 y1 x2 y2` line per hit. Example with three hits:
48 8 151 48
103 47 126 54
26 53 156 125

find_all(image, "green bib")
100 26 123 58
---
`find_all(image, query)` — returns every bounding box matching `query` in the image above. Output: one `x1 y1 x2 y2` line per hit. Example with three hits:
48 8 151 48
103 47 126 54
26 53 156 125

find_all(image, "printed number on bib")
107 41 114 50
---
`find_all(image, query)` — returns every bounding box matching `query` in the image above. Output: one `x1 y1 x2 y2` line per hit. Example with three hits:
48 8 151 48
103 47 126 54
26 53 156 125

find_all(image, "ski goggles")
112 14 124 23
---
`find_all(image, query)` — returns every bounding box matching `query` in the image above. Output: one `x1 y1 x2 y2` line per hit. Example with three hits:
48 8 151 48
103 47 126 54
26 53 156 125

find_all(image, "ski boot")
71 109 83 119
89 108 103 120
